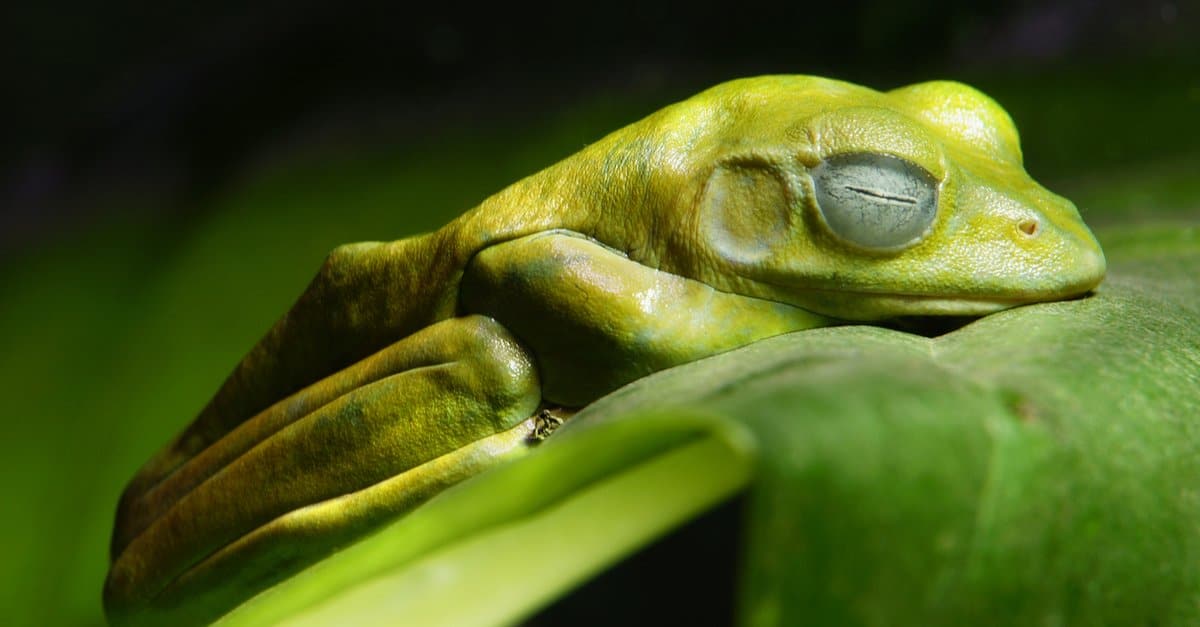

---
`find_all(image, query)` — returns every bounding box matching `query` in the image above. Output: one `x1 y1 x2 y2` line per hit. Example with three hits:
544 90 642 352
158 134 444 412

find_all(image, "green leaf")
220 415 754 626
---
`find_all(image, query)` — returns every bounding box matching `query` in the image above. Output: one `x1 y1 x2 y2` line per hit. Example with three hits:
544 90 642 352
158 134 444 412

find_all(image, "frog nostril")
1017 218 1039 237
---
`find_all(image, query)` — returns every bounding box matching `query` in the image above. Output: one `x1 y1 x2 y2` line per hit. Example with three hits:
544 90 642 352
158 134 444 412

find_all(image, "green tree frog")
104 75 1105 624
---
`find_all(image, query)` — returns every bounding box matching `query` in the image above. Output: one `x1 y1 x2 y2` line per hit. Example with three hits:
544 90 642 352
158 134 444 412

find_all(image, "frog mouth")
820 291 1034 317
760 283 1097 320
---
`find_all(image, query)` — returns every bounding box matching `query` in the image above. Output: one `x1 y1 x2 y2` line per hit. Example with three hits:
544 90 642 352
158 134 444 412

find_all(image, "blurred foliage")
2 18 1199 622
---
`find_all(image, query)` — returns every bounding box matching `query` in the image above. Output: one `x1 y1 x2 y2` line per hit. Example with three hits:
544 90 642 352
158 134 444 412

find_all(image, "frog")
103 75 1105 625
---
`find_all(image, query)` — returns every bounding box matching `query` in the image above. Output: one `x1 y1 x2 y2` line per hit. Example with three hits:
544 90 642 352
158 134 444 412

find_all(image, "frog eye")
811 153 938 250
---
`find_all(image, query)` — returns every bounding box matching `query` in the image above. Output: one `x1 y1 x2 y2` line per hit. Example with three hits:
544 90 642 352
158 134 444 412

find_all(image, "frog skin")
104 75 1105 624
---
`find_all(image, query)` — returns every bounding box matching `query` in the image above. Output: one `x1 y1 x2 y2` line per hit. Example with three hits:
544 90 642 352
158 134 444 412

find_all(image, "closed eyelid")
844 185 919 205
811 152 939 250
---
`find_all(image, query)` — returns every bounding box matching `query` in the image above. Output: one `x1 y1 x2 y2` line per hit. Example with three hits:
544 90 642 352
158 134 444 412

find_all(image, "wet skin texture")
104 75 1105 625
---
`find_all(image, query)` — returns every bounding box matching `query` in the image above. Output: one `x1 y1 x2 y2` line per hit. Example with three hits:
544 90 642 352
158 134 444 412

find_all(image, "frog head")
688 77 1106 320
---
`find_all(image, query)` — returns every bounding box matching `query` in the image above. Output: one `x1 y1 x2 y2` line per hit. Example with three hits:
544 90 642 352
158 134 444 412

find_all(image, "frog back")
129 76 848 502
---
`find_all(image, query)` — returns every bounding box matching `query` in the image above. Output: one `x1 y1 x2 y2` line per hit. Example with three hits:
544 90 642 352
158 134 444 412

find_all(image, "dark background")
2 2 1197 625
5 0 1197 256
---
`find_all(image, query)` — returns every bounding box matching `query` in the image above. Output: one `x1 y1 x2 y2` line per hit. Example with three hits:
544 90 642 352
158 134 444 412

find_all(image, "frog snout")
1034 214 1107 297
1066 231 1107 294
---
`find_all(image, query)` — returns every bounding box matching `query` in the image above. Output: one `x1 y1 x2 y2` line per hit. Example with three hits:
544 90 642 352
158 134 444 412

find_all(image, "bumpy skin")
104 75 1105 625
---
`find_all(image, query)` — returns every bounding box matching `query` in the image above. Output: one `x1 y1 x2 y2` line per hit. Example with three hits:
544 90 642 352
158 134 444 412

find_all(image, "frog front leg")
104 315 542 624
460 229 832 407
107 231 830 625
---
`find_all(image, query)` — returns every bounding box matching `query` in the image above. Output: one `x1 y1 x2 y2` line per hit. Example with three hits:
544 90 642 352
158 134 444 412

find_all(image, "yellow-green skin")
104 75 1105 624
